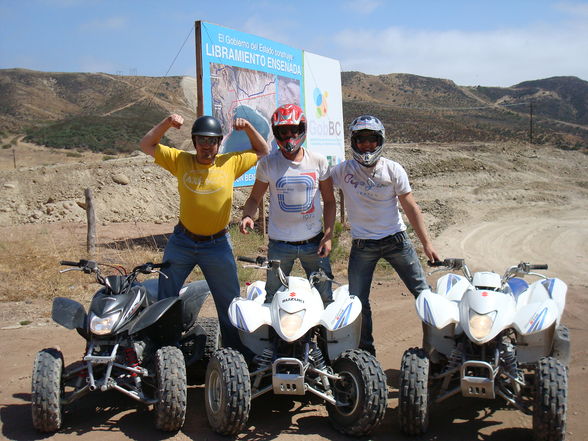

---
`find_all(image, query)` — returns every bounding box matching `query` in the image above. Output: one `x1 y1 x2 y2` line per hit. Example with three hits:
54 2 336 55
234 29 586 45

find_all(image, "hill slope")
1 68 587 149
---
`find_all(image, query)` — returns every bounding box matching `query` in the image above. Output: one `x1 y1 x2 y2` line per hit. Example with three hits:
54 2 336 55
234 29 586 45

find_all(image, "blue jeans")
266 239 333 303
158 224 244 353
348 231 429 356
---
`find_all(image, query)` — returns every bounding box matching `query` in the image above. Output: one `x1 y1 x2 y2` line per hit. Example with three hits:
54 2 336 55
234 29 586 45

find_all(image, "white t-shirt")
331 157 411 240
256 149 330 241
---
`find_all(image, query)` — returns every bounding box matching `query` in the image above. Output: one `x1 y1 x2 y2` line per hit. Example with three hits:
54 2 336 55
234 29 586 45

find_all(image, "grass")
0 218 415 316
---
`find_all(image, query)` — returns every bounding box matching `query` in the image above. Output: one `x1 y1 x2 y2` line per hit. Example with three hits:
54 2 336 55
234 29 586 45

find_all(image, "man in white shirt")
240 104 336 303
330 115 440 356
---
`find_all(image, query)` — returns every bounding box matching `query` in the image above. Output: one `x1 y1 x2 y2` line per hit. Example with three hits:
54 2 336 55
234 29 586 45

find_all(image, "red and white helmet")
271 104 306 153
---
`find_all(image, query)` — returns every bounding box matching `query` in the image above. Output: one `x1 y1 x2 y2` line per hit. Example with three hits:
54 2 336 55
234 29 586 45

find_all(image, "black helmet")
191 115 223 138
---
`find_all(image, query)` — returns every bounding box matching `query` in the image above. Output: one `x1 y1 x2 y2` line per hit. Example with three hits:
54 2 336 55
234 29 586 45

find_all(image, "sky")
1 0 587 87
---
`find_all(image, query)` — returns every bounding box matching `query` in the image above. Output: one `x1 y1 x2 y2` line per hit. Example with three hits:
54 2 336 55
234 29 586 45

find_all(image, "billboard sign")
196 21 343 187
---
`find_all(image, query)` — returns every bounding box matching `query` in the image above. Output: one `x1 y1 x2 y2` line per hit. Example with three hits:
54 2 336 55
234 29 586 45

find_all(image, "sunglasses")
355 134 379 144
194 136 220 146
277 125 299 137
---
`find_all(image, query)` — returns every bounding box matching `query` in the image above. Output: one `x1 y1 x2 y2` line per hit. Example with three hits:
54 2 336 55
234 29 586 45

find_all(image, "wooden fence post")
85 188 96 255
339 189 345 225
258 194 267 238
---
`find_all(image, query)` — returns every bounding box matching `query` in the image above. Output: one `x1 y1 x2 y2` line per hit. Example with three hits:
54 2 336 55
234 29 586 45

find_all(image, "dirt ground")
0 141 587 440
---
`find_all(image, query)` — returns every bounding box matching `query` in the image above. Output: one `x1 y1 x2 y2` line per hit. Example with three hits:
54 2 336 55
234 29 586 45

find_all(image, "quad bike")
399 258 569 441
31 259 221 433
204 256 387 437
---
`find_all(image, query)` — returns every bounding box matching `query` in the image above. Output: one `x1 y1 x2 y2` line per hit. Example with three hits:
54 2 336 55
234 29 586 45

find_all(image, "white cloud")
78 55 118 74
343 0 381 15
555 1 588 17
333 22 588 86
79 16 126 31
240 15 296 47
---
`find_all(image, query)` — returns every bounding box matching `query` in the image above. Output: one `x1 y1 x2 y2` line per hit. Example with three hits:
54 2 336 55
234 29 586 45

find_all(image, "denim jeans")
266 239 333 303
348 231 429 356
158 224 244 354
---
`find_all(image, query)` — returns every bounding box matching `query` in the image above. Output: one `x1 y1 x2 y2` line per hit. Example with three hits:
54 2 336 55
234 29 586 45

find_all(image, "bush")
23 104 170 154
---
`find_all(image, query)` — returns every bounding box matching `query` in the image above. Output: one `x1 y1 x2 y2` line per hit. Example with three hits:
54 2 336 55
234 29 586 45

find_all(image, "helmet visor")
276 125 300 138
193 135 221 146
354 134 379 145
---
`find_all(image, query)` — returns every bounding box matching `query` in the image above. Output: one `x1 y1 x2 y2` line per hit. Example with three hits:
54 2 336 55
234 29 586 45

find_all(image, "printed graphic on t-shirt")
182 168 228 195
276 172 317 214
343 172 387 196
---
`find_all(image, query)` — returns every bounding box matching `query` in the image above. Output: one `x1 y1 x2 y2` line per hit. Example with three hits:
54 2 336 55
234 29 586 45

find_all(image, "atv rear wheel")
189 317 221 384
533 356 567 441
327 349 387 436
154 346 187 431
398 347 430 435
205 348 251 435
31 348 64 433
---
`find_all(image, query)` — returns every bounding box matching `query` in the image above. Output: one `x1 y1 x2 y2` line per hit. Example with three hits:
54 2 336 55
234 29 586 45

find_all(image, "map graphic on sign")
209 63 300 154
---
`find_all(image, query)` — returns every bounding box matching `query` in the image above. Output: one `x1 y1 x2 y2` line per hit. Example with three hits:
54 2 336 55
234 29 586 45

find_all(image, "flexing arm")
140 114 184 157
399 192 440 262
233 118 269 159
239 179 270 234
318 177 336 257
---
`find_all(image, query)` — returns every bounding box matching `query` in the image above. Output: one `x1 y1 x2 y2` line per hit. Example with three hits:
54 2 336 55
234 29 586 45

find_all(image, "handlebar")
60 260 84 267
133 262 169 274
237 256 267 266
427 258 465 270
60 259 167 277
527 264 548 270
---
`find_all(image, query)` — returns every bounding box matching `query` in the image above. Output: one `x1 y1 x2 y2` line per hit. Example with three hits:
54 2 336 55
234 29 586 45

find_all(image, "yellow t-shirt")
155 144 257 235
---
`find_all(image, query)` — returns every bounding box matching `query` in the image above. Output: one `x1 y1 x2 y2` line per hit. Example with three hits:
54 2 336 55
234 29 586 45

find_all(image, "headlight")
468 310 496 340
279 310 305 338
89 311 121 335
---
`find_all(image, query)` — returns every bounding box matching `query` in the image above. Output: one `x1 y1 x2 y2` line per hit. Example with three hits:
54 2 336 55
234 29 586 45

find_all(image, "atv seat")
142 279 211 331
179 281 211 331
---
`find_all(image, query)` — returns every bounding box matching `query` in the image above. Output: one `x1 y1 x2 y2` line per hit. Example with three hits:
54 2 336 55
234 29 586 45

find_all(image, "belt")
352 231 406 247
178 222 227 242
272 232 323 246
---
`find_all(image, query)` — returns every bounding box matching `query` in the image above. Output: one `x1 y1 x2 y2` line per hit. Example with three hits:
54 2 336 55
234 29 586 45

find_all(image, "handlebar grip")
237 256 257 263
60 260 80 266
151 262 169 269
529 264 548 270
427 260 446 267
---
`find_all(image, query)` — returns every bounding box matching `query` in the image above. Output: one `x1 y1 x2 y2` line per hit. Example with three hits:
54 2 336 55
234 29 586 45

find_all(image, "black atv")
31 259 220 433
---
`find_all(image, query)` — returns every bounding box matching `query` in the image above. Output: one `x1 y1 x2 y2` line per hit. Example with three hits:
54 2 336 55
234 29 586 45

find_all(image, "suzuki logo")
482 291 489 297
289 292 296 297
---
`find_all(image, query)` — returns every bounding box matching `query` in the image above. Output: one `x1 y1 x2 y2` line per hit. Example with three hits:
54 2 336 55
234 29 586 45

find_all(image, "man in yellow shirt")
140 113 269 351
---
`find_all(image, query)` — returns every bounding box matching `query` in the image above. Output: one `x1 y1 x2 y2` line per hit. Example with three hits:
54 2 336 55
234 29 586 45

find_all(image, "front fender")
320 288 362 331
513 298 559 335
416 289 460 329
229 298 271 333
52 297 87 330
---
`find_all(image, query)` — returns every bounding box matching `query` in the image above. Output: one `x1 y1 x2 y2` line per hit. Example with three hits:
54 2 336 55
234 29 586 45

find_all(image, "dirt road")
1 141 587 440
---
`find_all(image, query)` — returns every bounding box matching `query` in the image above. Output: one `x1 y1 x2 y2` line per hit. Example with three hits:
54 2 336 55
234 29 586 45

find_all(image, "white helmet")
349 115 385 167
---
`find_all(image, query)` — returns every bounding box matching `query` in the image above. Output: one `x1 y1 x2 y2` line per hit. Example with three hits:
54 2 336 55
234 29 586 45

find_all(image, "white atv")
399 259 569 441
204 256 387 436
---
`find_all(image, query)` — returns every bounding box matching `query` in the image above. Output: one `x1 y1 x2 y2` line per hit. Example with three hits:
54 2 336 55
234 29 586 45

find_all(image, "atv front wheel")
398 347 430 435
205 348 251 435
154 346 187 431
327 349 387 436
31 348 64 433
533 356 567 441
